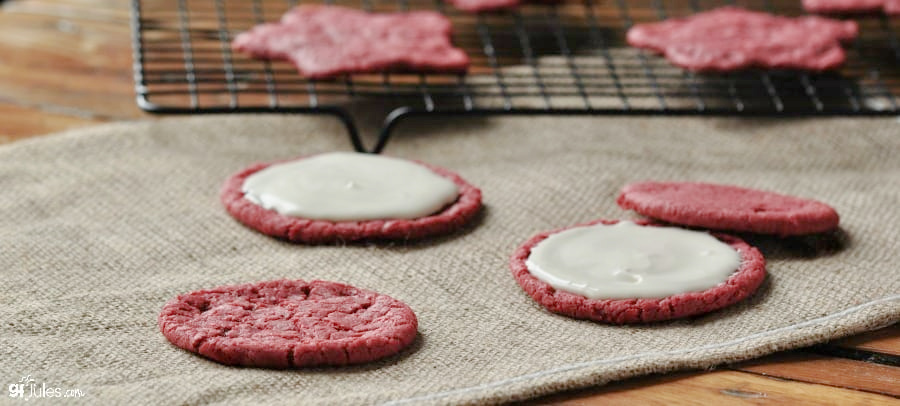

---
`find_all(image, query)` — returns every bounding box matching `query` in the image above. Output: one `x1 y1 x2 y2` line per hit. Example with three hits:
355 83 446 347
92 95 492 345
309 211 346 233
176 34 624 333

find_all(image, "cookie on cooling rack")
231 5 469 79
220 152 482 244
616 181 840 236
625 7 858 71
510 219 766 324
159 279 418 368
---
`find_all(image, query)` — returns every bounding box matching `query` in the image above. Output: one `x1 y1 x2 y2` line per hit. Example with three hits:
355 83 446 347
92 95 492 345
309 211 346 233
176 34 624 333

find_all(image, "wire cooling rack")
132 0 900 152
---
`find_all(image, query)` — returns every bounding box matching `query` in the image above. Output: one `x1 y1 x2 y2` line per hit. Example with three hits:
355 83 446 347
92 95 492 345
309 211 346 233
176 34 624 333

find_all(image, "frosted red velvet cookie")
617 181 840 236
625 7 858 71
231 5 469 79
221 152 482 244
159 279 418 368
510 220 766 324
803 0 900 15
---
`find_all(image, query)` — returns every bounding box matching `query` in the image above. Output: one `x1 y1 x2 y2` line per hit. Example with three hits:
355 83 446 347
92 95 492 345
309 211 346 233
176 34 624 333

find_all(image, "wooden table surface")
1 0 897 403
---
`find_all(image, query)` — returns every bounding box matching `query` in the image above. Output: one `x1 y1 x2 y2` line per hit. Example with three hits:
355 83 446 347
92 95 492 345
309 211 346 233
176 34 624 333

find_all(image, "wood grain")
0 2 141 120
0 103 104 143
834 324 900 357
527 369 899 405
733 352 900 397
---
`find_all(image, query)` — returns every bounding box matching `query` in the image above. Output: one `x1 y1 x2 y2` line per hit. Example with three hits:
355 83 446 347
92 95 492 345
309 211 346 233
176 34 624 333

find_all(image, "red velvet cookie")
510 219 767 324
232 5 469 79
803 0 900 15
445 0 562 13
889 0 900 14
220 155 482 244
445 0 519 12
626 7 858 71
159 279 418 368
617 181 840 236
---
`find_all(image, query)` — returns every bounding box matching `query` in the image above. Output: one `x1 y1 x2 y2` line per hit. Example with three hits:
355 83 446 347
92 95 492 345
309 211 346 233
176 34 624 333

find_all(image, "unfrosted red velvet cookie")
220 154 482 244
625 7 858 71
803 0 900 15
445 0 562 13
617 181 840 236
231 5 469 79
159 279 418 368
510 219 766 324
888 0 900 14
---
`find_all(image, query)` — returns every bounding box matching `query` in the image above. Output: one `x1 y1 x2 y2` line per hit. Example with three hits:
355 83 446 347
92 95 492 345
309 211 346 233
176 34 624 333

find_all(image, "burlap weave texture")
1 115 897 405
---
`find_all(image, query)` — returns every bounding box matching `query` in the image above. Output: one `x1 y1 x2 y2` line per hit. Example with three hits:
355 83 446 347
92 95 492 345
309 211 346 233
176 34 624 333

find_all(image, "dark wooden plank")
732 352 900 397
833 324 900 358
525 369 900 405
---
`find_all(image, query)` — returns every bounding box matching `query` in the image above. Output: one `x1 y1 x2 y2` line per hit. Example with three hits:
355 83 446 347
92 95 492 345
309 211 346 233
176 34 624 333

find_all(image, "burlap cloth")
1 114 898 405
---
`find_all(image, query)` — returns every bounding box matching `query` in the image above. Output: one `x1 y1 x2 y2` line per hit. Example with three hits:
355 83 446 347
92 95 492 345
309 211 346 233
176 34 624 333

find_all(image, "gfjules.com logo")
8 375 85 401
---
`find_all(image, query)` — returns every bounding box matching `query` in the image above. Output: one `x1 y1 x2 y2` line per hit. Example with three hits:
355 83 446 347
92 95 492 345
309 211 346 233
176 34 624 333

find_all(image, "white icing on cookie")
242 152 459 221
526 221 741 299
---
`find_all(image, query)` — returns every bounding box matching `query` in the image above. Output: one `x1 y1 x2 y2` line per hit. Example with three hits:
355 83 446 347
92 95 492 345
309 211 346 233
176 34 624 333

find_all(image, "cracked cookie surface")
159 279 418 368
231 5 469 79
626 7 858 71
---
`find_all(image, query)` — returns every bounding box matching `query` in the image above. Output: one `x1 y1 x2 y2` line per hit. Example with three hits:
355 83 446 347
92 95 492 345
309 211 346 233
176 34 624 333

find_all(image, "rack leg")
322 107 366 153
372 107 413 154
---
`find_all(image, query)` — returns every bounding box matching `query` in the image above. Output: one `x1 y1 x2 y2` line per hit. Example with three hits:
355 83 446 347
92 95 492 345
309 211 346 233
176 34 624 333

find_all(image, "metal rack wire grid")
132 0 900 152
